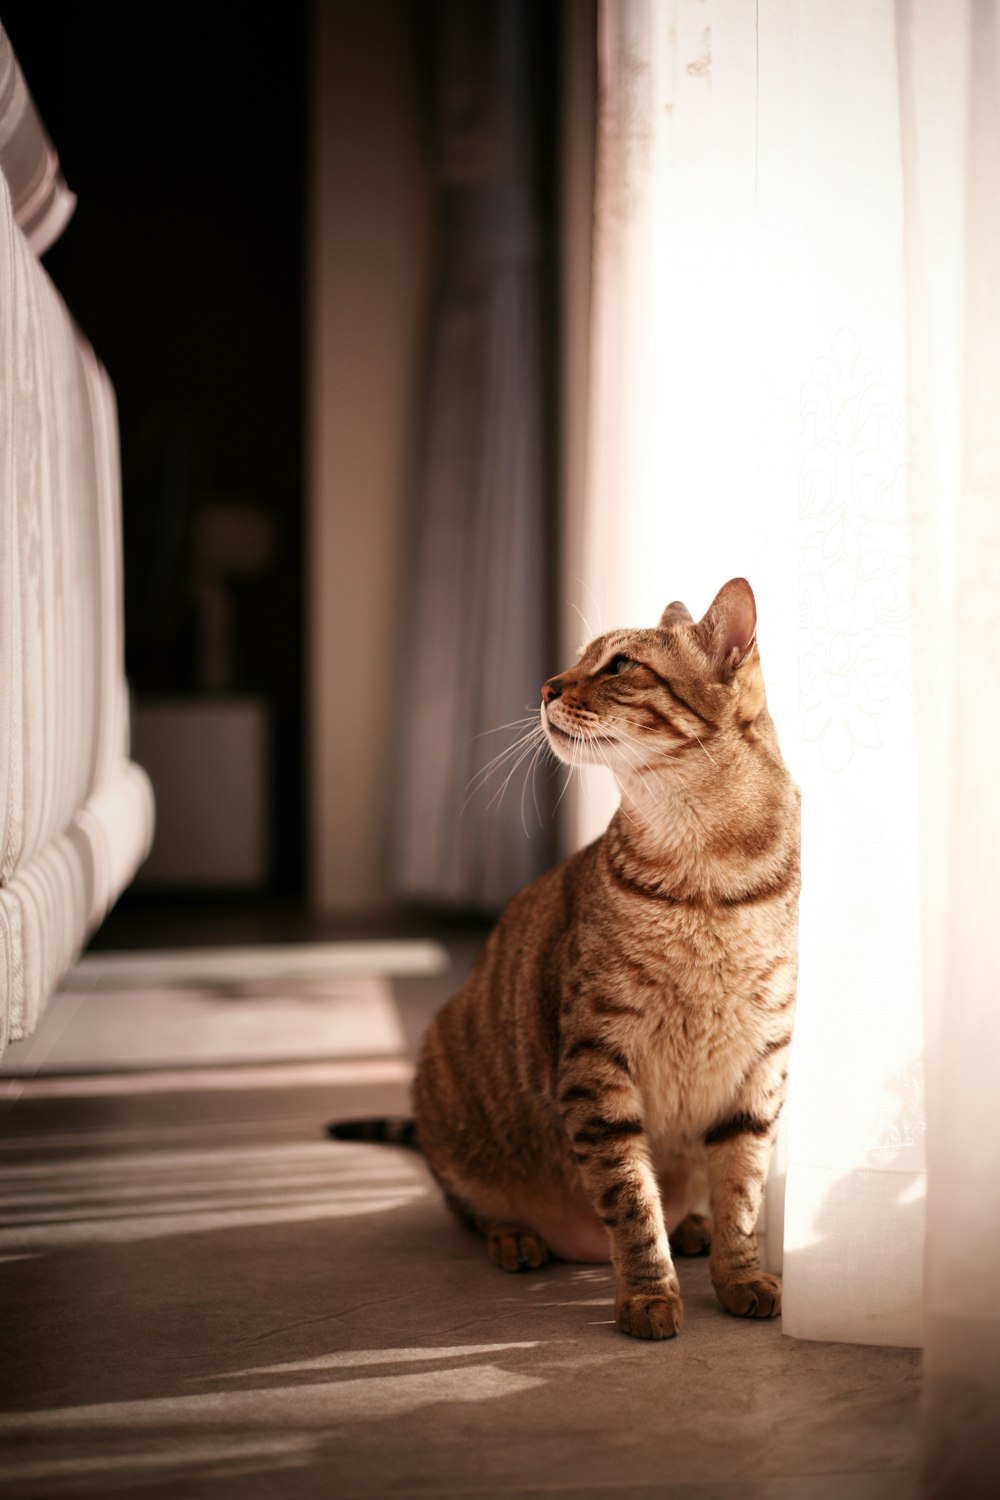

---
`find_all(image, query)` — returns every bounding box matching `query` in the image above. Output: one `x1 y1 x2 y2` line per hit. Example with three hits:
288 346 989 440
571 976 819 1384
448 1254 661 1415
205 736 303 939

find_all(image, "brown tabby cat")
412 578 800 1340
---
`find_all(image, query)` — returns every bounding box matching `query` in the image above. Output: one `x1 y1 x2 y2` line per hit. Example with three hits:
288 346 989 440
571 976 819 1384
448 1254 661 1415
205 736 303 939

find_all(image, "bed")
0 23 154 1050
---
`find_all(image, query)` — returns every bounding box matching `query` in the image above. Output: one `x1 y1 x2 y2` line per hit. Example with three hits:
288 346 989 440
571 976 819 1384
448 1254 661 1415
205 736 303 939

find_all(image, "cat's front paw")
614 1286 684 1340
712 1270 781 1319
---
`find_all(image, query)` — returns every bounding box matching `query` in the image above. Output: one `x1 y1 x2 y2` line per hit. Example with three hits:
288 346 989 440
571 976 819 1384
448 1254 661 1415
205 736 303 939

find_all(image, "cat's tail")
326 1117 419 1149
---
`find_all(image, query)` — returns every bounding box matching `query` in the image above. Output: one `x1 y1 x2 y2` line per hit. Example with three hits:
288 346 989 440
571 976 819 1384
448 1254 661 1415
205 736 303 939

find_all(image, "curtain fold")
899 3 1000 1492
393 0 556 911
579 0 999 1484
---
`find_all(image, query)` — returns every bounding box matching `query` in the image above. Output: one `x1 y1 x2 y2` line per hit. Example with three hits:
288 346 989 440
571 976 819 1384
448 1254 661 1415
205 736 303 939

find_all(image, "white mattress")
0 24 76 254
0 68 154 1048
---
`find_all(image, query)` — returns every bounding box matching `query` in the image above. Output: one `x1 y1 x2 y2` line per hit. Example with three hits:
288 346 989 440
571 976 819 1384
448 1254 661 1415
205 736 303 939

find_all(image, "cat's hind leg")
669 1212 712 1257
442 1190 550 1271
485 1222 551 1273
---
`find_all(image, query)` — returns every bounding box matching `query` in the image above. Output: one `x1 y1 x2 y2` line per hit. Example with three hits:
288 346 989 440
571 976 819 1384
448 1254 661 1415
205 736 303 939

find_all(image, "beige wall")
306 0 432 913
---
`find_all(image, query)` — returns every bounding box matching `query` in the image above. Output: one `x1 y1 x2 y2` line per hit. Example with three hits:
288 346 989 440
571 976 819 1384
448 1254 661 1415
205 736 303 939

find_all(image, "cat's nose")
541 679 562 704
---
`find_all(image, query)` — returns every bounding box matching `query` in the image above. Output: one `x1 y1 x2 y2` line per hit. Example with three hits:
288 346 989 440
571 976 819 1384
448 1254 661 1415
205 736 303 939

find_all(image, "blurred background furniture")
0 23 154 1050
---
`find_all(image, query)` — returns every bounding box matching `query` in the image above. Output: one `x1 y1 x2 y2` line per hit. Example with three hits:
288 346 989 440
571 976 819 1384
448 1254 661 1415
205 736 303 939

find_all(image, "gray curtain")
393 0 556 911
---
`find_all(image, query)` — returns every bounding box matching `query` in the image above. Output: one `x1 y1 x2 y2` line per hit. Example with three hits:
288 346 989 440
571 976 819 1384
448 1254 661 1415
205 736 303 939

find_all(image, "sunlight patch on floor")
1 977 407 1073
1 1436 317 1485
0 1141 427 1250
210 1342 541 1378
0 1366 547 1432
3 941 445 1077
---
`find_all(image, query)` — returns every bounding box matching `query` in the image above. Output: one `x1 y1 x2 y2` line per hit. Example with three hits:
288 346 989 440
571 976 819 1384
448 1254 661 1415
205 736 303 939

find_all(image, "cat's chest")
593 910 761 1025
630 994 751 1138
592 940 769 1135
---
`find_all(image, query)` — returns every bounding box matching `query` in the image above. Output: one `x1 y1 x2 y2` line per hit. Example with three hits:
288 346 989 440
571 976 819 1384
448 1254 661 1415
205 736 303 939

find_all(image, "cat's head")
540 578 766 773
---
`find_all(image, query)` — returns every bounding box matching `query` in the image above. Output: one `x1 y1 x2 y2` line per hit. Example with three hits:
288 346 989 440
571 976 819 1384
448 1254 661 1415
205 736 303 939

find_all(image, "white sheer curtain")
573 2 999 1491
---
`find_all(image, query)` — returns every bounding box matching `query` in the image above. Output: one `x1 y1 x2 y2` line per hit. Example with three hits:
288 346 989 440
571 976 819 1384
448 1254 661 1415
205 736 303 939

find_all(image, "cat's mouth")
543 714 620 761
547 722 613 744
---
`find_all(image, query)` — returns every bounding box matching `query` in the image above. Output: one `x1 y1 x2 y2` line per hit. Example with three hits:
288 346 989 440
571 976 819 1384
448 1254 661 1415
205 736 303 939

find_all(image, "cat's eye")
608 654 637 674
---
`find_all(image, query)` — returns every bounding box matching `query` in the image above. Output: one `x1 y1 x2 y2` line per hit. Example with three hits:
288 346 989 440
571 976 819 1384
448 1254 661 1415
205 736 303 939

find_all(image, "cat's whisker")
471 715 541 742
577 574 610 638
611 779 637 826
569 599 596 650
611 715 714 793
598 726 645 774
482 737 547 790
591 737 636 825
602 731 674 824
551 764 574 817
463 754 530 816
462 728 548 820
520 738 552 836
573 763 594 811
694 734 717 766
466 724 544 792
530 738 556 829
526 755 541 835
486 728 549 815
614 713 689 741
472 724 542 767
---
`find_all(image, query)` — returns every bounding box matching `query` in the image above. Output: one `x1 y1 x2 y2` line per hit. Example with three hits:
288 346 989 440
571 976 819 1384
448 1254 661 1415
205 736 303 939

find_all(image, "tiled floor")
0 911 923 1499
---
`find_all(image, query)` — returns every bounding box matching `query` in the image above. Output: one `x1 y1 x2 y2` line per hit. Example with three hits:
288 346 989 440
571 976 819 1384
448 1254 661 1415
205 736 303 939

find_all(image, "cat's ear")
659 600 693 629
700 578 757 679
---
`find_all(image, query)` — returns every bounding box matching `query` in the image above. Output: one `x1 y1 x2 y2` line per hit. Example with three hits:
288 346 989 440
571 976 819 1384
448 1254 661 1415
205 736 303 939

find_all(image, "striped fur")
413 579 800 1339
